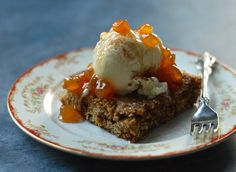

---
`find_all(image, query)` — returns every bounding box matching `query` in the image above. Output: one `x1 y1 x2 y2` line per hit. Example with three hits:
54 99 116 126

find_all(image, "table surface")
1 0 236 171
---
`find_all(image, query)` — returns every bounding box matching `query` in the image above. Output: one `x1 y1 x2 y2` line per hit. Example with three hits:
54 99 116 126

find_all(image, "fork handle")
201 52 216 103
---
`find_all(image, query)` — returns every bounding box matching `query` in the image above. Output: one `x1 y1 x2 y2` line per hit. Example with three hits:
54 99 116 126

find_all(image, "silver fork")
190 52 219 135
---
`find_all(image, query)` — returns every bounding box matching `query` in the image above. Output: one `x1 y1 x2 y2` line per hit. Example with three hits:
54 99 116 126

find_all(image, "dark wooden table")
1 0 235 171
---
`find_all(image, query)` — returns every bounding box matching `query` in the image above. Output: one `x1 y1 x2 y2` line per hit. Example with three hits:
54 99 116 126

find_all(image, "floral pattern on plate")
7 49 236 160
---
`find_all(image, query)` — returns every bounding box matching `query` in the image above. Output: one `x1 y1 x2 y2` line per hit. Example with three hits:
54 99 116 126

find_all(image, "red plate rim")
7 48 236 160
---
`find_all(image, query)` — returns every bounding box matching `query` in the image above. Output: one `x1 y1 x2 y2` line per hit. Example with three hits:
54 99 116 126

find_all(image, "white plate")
7 49 236 160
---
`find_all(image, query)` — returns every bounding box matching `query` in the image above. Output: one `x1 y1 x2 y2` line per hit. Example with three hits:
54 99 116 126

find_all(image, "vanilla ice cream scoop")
93 31 162 94
93 20 170 97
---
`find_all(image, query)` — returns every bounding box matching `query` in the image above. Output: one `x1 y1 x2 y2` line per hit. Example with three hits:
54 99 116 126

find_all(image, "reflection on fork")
190 52 219 135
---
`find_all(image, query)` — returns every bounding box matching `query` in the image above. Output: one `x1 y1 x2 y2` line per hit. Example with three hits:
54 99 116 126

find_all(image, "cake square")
59 20 201 142
61 73 201 142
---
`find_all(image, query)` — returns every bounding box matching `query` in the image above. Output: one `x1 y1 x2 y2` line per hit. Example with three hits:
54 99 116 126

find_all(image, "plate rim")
7 48 236 160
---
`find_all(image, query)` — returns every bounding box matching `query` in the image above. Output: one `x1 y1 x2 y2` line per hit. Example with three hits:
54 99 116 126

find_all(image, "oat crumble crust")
61 73 201 142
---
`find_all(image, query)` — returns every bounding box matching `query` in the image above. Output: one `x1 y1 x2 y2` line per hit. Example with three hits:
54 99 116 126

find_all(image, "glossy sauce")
59 105 84 123
63 64 94 96
60 65 115 123
136 23 182 90
156 47 183 91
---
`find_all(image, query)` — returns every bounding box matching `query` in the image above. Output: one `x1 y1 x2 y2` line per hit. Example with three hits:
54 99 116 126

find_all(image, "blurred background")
1 0 236 171
1 0 236 65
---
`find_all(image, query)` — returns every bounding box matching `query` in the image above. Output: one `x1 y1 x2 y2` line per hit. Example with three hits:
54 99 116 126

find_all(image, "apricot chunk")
63 65 94 95
112 20 131 35
141 33 161 48
156 47 183 91
95 79 115 98
59 105 84 123
137 24 153 34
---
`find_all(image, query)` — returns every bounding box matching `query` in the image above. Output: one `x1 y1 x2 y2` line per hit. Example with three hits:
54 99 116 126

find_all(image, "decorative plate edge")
7 48 236 160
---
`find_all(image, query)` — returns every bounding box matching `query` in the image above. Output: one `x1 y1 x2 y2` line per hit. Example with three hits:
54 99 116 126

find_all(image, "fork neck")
201 67 210 103
200 53 214 104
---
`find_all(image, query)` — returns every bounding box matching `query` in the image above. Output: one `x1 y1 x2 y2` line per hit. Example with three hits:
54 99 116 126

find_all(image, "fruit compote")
136 23 182 91
59 105 84 123
60 64 115 123
112 20 131 35
60 20 183 122
112 20 182 91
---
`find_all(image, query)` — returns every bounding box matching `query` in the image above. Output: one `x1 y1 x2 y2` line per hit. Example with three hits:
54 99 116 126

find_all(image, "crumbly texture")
61 73 201 143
